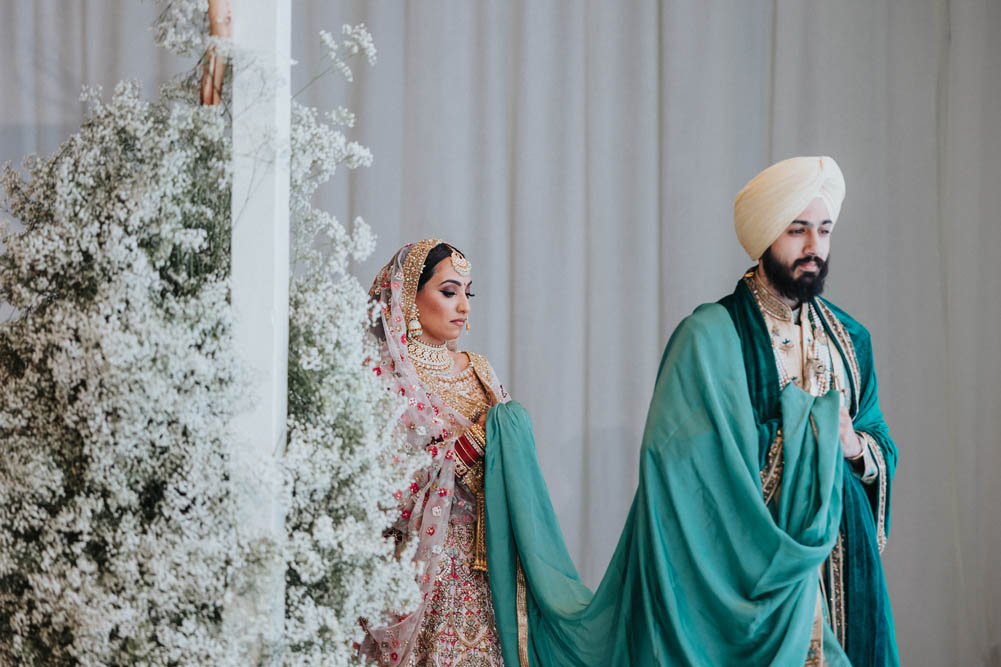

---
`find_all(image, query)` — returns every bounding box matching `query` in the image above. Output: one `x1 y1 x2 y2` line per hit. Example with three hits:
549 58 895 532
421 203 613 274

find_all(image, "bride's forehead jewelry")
450 249 471 276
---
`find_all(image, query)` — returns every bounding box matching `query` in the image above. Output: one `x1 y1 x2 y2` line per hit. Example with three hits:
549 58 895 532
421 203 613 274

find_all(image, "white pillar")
227 0 290 660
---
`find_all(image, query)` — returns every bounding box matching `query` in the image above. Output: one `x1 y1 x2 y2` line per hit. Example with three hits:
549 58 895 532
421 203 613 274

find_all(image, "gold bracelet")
467 423 487 450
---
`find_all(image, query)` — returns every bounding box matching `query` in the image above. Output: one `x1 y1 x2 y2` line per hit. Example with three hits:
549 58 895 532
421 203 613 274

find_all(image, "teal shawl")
718 280 899 667
486 304 851 666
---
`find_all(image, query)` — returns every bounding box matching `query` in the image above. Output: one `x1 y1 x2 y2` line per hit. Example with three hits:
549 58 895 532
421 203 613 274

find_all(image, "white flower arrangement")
0 80 247 664
0 5 420 665
282 27 424 666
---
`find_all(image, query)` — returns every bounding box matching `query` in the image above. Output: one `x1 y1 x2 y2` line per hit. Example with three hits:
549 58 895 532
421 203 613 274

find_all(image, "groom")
485 156 898 666
709 155 898 665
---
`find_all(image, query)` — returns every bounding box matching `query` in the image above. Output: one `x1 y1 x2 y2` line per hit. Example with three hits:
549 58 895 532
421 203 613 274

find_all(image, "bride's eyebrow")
439 279 471 289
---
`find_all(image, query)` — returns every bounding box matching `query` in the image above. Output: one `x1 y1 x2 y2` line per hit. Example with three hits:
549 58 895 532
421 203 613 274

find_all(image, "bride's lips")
451 319 466 326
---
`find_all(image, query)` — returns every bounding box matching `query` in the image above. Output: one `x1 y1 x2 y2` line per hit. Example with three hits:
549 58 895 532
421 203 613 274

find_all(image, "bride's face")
414 258 473 345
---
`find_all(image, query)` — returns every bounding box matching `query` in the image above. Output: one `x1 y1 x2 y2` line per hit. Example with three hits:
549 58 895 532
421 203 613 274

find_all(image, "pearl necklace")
772 303 832 396
407 336 454 374
802 303 832 396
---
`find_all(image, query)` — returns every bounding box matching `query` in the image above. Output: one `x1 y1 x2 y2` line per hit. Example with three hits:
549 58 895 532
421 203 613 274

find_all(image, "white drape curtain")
2 2 999 664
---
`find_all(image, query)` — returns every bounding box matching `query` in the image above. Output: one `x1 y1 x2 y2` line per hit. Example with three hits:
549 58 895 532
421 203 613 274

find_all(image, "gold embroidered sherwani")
748 271 881 666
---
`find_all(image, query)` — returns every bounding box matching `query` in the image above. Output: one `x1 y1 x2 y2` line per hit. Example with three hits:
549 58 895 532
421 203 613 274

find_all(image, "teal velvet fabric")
717 278 784 469
486 304 850 666
720 281 899 666
815 298 899 667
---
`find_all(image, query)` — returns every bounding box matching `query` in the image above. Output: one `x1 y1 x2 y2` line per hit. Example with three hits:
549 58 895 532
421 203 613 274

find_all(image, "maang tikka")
450 249 471 276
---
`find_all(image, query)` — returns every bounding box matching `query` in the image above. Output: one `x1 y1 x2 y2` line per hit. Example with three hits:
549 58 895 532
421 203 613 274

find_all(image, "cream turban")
733 156 846 260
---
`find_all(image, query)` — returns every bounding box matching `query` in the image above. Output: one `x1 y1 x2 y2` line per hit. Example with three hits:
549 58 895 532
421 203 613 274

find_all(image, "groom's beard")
760 248 830 304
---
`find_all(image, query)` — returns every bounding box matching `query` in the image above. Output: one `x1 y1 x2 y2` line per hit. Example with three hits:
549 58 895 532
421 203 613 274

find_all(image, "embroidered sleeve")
467 352 510 405
858 431 889 553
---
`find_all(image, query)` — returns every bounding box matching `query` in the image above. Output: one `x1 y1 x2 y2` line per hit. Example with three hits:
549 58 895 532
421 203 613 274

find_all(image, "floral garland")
0 2 420 664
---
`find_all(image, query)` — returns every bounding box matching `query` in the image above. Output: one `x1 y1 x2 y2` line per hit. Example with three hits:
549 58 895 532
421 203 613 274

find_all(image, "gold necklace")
407 336 453 374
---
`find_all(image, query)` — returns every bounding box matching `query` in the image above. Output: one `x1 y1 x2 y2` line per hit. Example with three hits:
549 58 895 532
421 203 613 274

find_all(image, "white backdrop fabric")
2 2 999 665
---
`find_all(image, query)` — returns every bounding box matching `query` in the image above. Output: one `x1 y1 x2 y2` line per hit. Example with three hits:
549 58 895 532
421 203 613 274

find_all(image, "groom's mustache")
793 255 825 270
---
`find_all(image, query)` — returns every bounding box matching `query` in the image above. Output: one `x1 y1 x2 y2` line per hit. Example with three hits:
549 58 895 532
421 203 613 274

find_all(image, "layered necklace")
772 302 833 396
407 336 454 375
746 269 833 396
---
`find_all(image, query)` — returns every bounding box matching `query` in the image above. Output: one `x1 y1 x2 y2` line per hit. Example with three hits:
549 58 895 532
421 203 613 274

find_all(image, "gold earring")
465 319 470 332
407 306 423 337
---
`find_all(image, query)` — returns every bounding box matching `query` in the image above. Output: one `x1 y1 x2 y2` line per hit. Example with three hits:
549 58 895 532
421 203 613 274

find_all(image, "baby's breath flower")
282 49 423 657
318 24 377 84
0 76 249 665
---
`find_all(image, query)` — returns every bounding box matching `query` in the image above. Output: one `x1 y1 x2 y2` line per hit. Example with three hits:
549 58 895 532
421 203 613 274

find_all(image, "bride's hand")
476 410 487 432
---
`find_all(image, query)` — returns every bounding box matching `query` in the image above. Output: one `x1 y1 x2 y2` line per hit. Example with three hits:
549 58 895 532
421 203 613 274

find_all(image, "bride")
360 239 509 666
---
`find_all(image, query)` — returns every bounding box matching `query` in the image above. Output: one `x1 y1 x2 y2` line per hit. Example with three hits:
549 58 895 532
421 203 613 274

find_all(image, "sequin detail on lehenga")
409 521 504 666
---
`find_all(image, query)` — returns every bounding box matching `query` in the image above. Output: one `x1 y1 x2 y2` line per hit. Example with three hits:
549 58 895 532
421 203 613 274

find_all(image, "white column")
227 0 290 659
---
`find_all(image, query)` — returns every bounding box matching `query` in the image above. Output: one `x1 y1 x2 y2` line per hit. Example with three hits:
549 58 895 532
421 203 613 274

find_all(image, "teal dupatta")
719 279 899 667
486 304 850 666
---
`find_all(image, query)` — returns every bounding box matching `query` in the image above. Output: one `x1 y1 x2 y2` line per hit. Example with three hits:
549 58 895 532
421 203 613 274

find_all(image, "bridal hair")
417 243 467 291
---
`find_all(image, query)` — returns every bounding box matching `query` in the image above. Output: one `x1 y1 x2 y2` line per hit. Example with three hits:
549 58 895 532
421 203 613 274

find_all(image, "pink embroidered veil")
359 239 507 666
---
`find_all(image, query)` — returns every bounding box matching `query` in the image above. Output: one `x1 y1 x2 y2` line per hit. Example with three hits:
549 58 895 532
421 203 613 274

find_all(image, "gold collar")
744 268 794 322
407 336 454 374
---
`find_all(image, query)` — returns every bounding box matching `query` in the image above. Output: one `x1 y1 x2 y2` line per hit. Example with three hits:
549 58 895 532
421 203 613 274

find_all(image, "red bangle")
454 435 481 468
